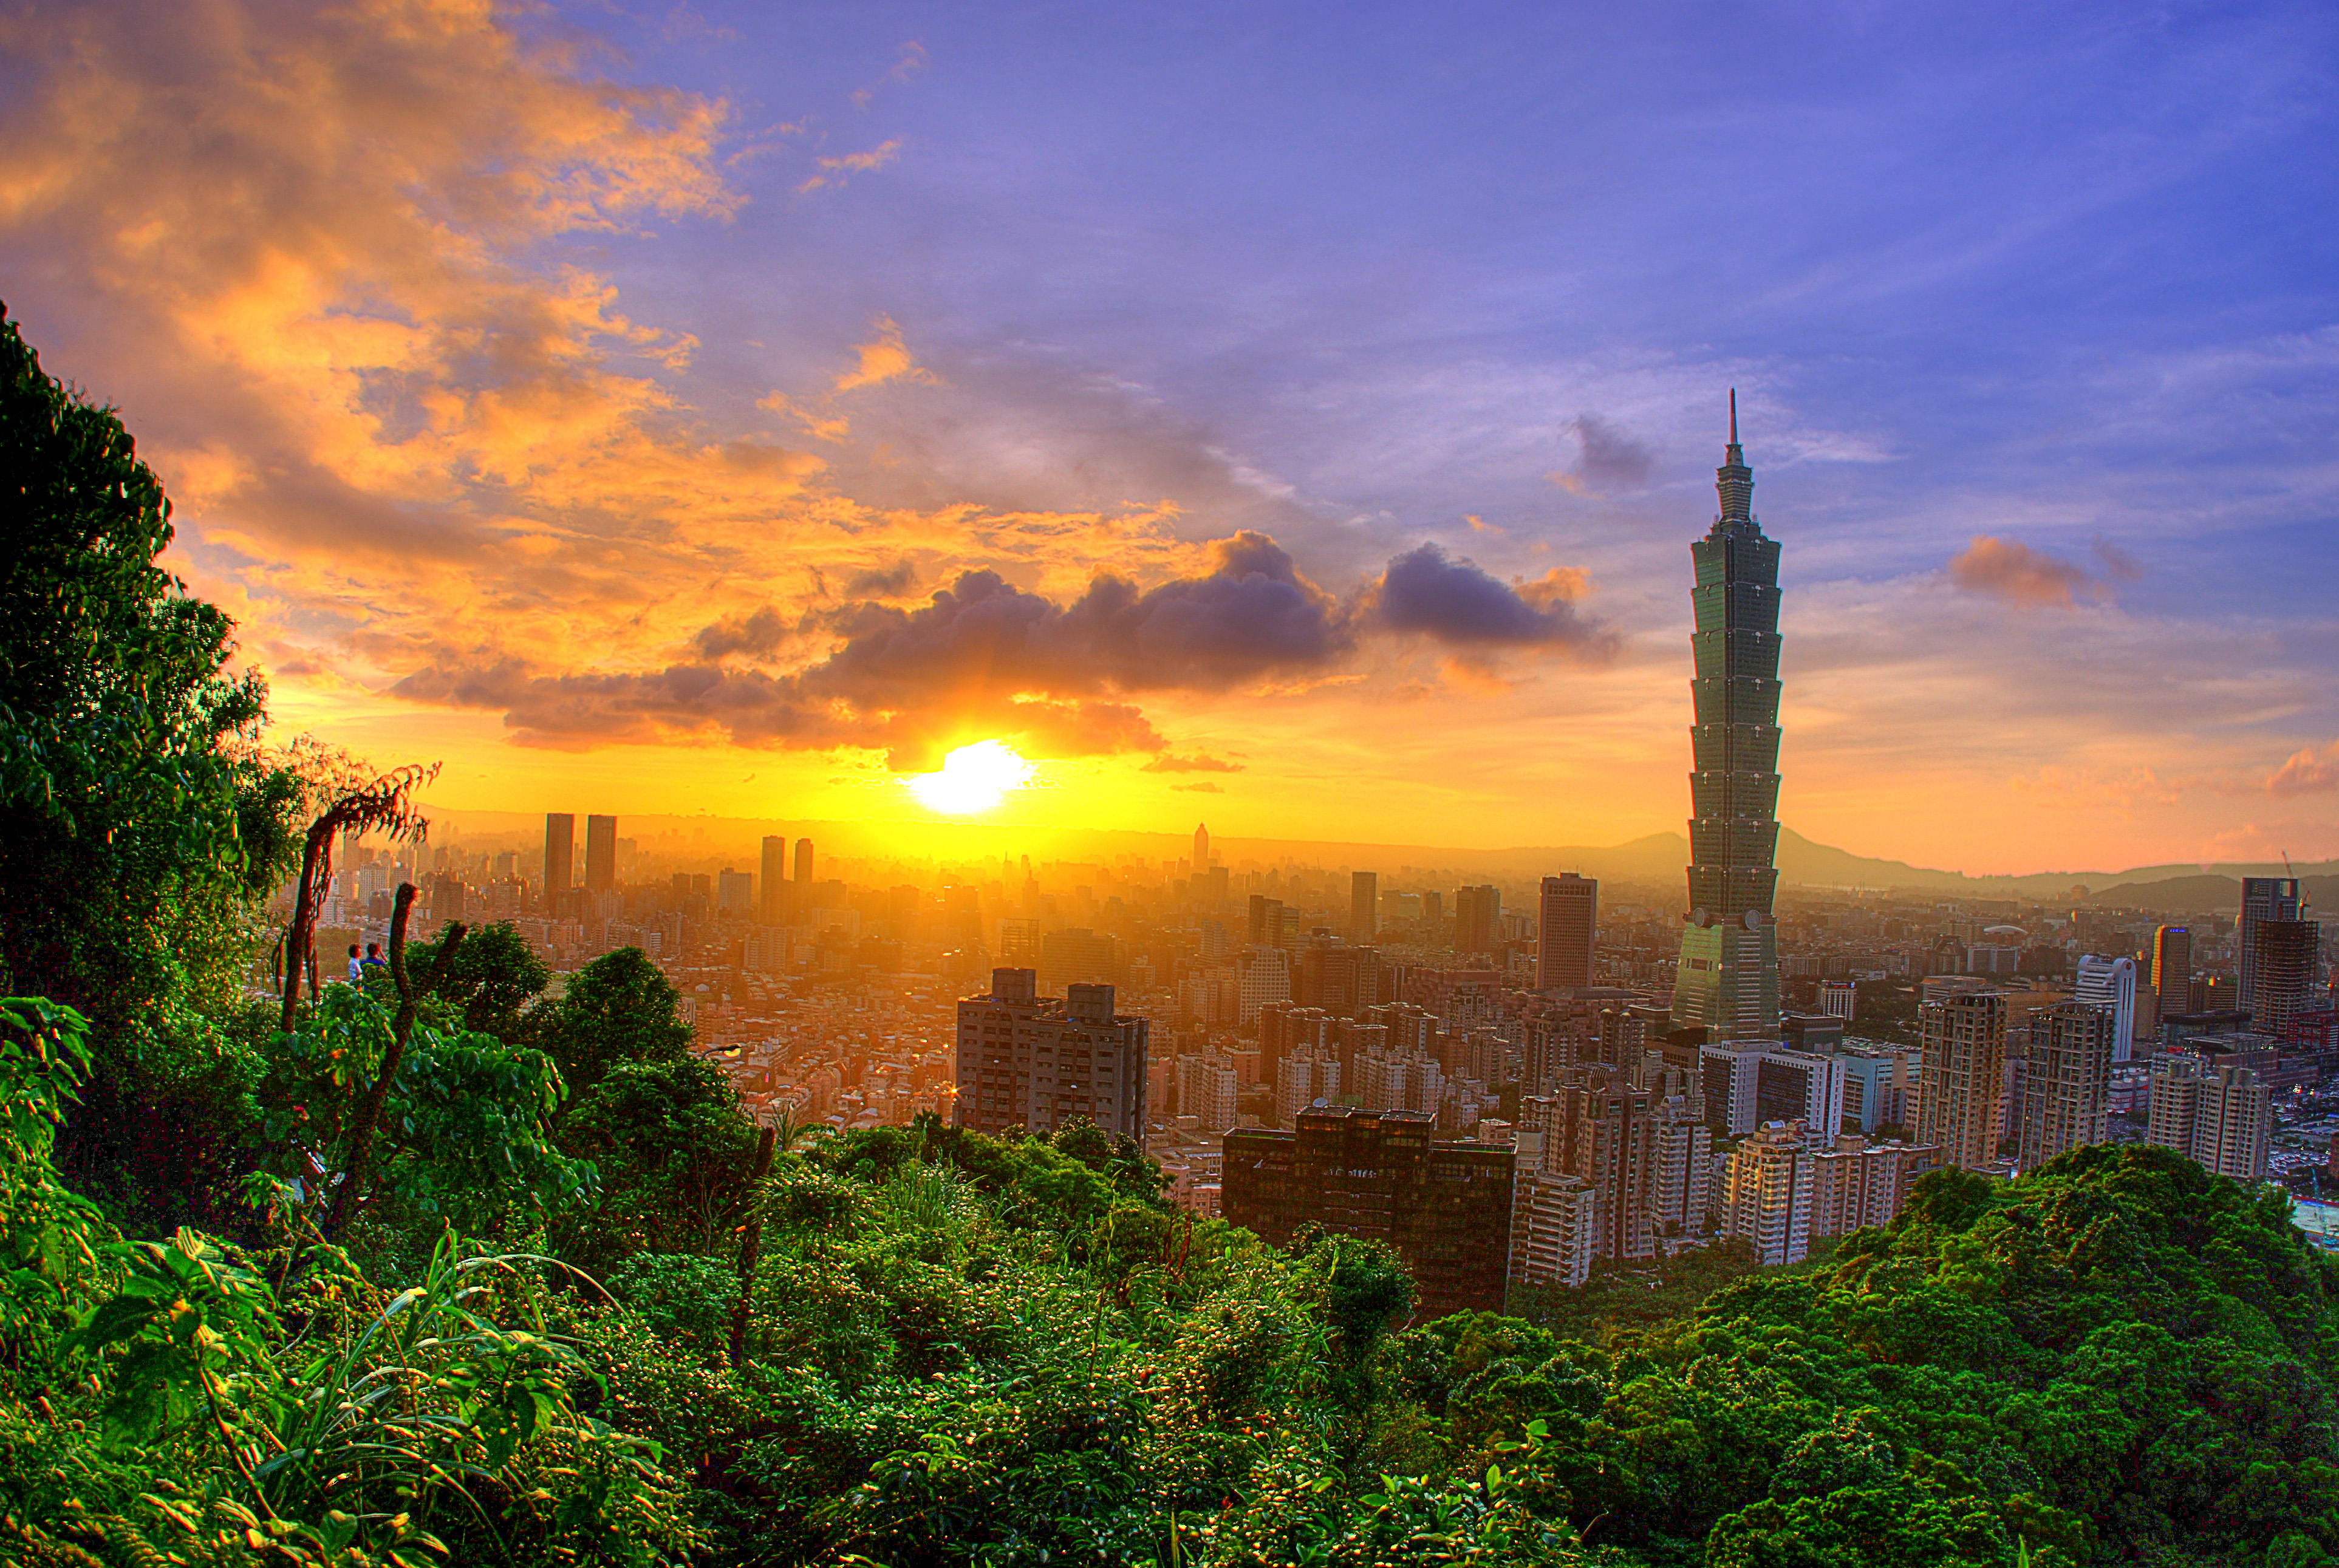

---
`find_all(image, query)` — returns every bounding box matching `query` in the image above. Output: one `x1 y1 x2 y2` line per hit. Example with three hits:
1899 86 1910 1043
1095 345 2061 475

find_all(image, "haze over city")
2 1 2334 873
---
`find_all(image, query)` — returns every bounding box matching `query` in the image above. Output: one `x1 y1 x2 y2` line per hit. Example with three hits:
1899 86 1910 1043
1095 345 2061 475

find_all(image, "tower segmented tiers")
1672 392 1783 1038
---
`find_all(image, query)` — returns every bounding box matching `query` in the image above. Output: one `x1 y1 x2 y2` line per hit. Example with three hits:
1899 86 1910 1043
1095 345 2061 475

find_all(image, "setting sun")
903 739 1037 815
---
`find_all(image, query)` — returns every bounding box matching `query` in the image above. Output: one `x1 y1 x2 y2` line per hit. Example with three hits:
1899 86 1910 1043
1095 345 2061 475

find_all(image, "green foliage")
257 983 593 1237
407 920 551 1040
535 949 691 1097
560 1055 756 1261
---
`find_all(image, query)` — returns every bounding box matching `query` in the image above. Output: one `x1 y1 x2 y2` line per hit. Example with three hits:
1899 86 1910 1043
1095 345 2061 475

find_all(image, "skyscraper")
1673 394 1783 1039
2019 1003 2114 1169
1454 885 1501 957
1916 991 2007 1172
1536 873 1597 993
542 813 573 900
1193 822 1210 868
2072 954 2138 1062
1351 870 1378 941
2248 918 2321 1039
2239 877 2301 1009
793 837 813 887
2153 925 2193 1019
583 814 617 893
760 836 787 923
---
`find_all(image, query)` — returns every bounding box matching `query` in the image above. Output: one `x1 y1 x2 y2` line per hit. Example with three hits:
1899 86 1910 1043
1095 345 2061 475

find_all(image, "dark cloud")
2091 536 2143 582
1562 413 1653 493
393 531 1347 768
1142 752 1245 773
1369 544 1616 656
844 559 920 596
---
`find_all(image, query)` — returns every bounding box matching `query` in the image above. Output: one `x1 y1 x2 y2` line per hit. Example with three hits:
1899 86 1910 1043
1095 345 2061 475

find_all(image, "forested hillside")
7 310 2339 1567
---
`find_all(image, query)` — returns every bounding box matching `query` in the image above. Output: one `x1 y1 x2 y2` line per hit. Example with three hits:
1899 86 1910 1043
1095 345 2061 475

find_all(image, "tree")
0 305 308 1224
534 947 691 1097
409 918 552 1040
560 1053 757 1260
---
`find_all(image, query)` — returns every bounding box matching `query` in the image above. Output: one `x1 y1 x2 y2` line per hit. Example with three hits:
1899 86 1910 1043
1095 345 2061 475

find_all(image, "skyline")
1 2 2334 873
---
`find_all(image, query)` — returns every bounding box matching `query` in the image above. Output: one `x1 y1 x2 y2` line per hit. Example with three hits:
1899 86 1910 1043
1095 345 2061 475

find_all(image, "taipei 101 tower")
1671 392 1783 1038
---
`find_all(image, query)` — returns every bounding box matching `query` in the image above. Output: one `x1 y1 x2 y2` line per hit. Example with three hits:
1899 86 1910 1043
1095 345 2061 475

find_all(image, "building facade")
2018 1003 2114 1169
1673 396 1784 1038
2147 1055 2271 1181
955 969 1149 1144
1916 990 2008 1171
1722 1121 1813 1266
1221 1109 1514 1317
2072 955 2139 1062
1536 873 1598 993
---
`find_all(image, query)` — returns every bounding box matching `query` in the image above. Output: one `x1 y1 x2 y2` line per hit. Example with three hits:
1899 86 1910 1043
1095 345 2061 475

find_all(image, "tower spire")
1715 390 1754 523
1729 387 1738 446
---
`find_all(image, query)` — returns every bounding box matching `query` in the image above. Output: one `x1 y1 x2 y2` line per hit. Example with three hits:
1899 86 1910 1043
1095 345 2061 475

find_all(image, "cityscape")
4 4 2337 1567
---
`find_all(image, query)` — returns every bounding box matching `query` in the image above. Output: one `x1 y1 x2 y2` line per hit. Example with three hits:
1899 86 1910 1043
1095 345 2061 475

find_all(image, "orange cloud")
1947 535 2106 608
2268 741 2339 797
831 316 938 394
796 138 904 194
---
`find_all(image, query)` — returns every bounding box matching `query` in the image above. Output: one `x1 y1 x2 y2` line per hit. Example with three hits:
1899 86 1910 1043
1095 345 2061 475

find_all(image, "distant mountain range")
420 805 2330 914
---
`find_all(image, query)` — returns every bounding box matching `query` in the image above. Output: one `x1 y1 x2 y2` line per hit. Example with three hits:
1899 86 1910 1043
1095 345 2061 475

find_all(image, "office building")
1818 980 1856 1022
1193 822 1210 868
2153 925 2194 1020
1916 991 2008 1171
1722 1122 1813 1266
1672 396 1784 1039
793 837 813 887
1247 895 1285 948
1237 946 1291 1023
2247 918 2321 1040
2018 1003 2115 1169
1351 870 1379 941
1755 1047 1846 1139
542 813 573 898
1039 927 1117 994
2146 1055 2270 1181
2072 954 2139 1062
1222 1109 1514 1317
955 969 1149 1144
583 814 617 893
716 868 754 913
2239 877 2302 1012
1536 873 1597 992
1454 885 1501 957
760 836 787 922
1296 941 1384 1017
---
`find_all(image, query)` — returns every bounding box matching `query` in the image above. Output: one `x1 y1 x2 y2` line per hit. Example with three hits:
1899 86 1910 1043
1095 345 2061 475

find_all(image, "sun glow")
904 740 1037 815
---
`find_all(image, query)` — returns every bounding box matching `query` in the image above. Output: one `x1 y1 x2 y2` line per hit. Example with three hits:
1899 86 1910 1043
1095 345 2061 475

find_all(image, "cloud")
2091 536 2144 582
2267 741 2339 797
394 531 1351 768
1170 782 1224 793
832 316 935 393
1946 536 2111 608
1369 544 1617 656
844 559 920 596
850 41 928 109
1550 412 1653 494
796 138 904 194
1142 753 1245 773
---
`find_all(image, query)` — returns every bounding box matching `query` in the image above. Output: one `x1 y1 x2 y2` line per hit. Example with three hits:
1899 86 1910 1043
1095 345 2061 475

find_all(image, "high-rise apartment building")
1351 871 1379 941
1650 1099 1713 1240
955 969 1149 1144
760 836 787 923
1508 1161 1600 1290
793 837 813 887
2247 918 2321 1040
1222 1109 1514 1317
2018 1003 2115 1169
1454 885 1501 957
2147 1055 2270 1181
1916 991 2008 1171
2239 877 2302 1011
542 813 573 899
1273 1048 1341 1126
1176 1054 1238 1133
2153 925 2194 1020
2072 955 2139 1062
1808 1135 1939 1241
1673 395 1783 1039
1722 1121 1812 1266
1536 873 1597 994
583 814 617 893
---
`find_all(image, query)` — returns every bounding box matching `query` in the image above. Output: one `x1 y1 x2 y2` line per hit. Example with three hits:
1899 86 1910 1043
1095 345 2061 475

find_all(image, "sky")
1 0 2334 874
